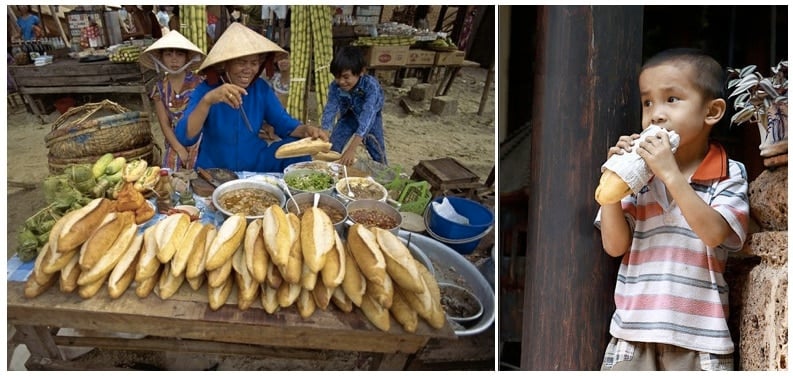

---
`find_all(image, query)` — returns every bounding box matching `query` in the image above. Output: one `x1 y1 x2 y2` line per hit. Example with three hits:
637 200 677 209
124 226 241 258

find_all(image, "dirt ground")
5 66 495 370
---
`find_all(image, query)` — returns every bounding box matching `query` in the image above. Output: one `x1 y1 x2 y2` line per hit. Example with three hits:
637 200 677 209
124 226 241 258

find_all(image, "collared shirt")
175 77 301 172
320 74 384 138
595 142 750 354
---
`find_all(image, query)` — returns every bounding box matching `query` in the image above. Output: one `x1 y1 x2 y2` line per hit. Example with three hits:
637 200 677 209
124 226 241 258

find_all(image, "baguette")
341 248 367 307
277 282 301 308
374 228 423 293
266 260 283 289
360 293 391 332
297 288 316 318
171 220 208 277
262 204 293 268
233 248 259 308
595 168 632 205
157 263 185 300
155 212 191 264
25 268 57 299
205 213 247 271
187 275 204 291
78 273 108 299
300 263 318 291
260 283 280 314
366 272 394 309
312 278 334 310
244 219 268 283
312 150 342 162
282 213 303 284
186 224 216 279
301 207 335 273
78 211 123 270
331 286 354 313
107 232 144 298
58 198 113 252
399 265 434 322
136 224 162 282
59 251 81 293
77 217 138 286
208 249 235 288
32 241 55 286
346 224 387 285
135 266 161 298
42 245 78 275
390 288 418 333
48 209 81 254
275 137 332 158
208 277 233 311
416 261 446 329
321 232 347 288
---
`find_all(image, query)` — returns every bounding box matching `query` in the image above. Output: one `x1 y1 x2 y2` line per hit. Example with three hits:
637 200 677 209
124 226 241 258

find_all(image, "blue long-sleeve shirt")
320 74 384 138
175 77 306 172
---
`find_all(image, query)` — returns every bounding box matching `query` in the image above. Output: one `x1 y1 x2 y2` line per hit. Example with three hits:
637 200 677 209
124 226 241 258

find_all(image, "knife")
197 167 223 188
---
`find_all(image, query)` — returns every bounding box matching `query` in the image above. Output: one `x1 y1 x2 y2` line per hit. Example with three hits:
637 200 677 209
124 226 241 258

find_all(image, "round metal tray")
398 230 495 336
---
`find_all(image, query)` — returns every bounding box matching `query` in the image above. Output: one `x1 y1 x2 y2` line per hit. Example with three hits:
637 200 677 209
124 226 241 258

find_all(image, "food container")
212 179 286 221
283 168 335 196
438 282 484 325
345 199 402 236
335 177 389 203
284 160 345 181
285 192 348 234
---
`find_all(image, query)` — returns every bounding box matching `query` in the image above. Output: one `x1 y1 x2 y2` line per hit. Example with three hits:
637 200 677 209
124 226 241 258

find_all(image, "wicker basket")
47 142 161 175
45 100 153 159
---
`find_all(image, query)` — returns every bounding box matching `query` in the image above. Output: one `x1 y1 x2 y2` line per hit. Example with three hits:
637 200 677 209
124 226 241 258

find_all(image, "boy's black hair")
330 46 366 77
641 48 725 100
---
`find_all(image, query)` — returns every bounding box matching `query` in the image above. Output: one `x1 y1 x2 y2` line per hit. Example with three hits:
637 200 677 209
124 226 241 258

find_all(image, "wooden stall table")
7 279 455 370
8 58 156 124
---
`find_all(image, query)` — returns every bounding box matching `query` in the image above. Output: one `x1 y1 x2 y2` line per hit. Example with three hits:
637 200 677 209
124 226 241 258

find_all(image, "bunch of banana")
109 45 142 63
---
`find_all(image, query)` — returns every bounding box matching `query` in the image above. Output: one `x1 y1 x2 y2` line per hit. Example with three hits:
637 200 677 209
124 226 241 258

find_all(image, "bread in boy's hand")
595 169 632 205
275 137 332 159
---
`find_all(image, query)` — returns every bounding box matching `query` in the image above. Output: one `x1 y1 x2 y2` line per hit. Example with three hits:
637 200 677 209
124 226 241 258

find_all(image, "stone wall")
727 166 788 371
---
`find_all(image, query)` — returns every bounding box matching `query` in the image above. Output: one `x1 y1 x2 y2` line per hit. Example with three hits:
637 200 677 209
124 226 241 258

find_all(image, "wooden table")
8 58 157 123
7 280 455 370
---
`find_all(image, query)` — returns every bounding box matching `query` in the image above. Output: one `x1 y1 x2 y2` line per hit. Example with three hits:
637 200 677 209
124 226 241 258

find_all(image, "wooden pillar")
520 6 643 370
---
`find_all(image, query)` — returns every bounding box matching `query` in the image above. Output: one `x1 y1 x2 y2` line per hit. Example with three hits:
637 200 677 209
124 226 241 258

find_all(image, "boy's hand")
636 132 678 183
339 149 356 166
607 134 640 160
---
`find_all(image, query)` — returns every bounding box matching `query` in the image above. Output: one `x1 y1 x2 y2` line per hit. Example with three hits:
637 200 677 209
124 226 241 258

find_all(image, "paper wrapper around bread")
595 125 680 205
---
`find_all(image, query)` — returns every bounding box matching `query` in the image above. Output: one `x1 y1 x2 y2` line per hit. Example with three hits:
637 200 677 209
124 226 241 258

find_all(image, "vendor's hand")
175 146 190 167
258 124 277 141
295 124 329 141
636 132 678 183
209 83 248 109
607 134 640 160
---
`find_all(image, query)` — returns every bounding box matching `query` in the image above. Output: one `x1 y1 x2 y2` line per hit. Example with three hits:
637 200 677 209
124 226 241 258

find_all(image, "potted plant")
726 60 788 157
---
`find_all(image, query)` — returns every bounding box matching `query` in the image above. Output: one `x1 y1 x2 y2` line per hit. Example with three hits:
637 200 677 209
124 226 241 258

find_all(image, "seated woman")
175 23 327 173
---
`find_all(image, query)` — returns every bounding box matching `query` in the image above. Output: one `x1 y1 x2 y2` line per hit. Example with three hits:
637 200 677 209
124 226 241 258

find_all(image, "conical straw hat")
198 22 286 72
139 30 205 70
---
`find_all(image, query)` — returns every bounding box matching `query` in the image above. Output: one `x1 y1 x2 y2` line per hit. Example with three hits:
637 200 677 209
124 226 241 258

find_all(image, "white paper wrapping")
601 125 680 194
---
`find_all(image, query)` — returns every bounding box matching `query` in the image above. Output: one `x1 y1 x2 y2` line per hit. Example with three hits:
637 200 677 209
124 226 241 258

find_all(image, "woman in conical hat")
174 23 328 173
140 30 205 171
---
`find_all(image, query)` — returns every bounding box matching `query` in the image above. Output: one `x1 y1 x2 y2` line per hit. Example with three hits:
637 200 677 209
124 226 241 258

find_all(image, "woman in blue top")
16 6 42 41
320 46 387 166
176 23 328 173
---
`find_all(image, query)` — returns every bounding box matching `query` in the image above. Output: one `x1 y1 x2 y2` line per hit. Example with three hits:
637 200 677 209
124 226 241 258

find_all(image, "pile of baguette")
25 196 447 333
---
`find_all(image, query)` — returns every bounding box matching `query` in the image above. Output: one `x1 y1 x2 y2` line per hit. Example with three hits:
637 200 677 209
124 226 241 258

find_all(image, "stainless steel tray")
398 230 495 336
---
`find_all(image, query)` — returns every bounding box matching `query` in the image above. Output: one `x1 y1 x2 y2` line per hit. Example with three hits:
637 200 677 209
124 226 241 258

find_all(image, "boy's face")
639 63 713 148
334 70 361 92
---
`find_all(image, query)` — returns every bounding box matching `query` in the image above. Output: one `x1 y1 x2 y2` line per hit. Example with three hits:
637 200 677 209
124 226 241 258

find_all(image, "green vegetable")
285 171 334 192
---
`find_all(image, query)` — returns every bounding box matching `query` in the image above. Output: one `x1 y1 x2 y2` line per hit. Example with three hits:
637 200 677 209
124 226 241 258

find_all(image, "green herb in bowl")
284 169 335 193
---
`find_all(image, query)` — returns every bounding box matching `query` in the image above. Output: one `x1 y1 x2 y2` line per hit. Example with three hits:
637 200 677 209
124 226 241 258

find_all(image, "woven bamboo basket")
44 100 153 159
47 142 161 175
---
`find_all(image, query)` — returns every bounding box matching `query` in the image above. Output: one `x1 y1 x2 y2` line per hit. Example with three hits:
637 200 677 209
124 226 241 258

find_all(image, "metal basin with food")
438 282 484 324
335 177 388 203
284 160 344 181
398 230 495 336
285 192 348 234
283 168 335 196
212 179 286 220
345 199 402 235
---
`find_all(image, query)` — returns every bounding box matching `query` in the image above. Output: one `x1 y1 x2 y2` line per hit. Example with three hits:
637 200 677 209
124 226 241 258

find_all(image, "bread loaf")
374 228 423 293
595 168 632 205
275 137 332 158
206 214 246 271
346 224 387 286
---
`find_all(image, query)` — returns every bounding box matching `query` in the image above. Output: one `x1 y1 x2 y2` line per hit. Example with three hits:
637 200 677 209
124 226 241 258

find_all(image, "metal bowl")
345 199 402 236
212 179 286 221
284 160 344 181
335 177 389 203
283 168 336 196
438 282 484 324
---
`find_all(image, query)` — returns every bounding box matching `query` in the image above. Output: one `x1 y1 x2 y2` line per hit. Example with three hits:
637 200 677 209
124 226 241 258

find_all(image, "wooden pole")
478 55 495 116
519 5 643 370
49 5 71 47
8 5 22 36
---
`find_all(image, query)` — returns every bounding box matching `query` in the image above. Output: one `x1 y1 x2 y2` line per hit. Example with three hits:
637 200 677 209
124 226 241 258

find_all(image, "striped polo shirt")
595 142 750 354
